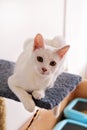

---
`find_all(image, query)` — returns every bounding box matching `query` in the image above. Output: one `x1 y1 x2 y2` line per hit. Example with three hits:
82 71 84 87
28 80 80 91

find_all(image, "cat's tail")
23 38 33 50
52 36 66 48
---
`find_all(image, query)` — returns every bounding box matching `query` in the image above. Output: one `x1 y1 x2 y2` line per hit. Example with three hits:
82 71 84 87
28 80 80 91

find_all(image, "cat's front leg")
32 90 45 100
52 103 61 118
8 75 35 112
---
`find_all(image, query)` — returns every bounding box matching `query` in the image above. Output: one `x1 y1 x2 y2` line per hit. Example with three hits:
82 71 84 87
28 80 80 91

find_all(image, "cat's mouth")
41 72 46 75
40 71 50 76
36 68 50 76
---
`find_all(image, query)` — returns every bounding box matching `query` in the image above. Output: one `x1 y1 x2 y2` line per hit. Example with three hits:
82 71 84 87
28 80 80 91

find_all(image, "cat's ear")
33 34 44 51
57 45 70 58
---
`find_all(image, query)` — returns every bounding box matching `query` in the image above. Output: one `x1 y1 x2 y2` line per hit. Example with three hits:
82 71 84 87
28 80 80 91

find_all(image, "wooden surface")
20 80 87 130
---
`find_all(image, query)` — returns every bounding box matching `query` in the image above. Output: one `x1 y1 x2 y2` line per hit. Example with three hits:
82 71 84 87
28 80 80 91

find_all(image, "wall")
65 0 87 76
0 0 64 61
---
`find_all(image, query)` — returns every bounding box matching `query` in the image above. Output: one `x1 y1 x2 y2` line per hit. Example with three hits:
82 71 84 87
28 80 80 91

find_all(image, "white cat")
8 34 70 117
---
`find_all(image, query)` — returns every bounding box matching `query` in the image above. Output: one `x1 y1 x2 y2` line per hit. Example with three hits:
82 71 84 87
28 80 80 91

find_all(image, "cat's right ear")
33 34 44 51
57 45 70 59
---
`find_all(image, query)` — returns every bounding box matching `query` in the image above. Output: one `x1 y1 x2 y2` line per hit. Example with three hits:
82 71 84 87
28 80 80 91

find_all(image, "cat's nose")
42 67 47 72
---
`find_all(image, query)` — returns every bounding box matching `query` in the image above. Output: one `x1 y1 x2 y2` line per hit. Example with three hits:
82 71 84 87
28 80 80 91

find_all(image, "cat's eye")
50 61 56 66
37 56 43 62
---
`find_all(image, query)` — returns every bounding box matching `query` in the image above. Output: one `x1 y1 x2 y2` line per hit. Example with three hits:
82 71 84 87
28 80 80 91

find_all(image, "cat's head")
31 34 70 77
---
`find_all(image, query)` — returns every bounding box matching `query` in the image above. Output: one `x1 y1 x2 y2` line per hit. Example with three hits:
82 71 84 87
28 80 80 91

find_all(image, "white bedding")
4 98 36 130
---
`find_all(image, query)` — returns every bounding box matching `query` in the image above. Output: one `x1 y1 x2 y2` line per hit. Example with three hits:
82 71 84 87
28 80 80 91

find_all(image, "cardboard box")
19 80 87 130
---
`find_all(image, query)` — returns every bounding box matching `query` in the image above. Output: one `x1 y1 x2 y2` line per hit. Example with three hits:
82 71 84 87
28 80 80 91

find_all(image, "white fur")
8 36 68 114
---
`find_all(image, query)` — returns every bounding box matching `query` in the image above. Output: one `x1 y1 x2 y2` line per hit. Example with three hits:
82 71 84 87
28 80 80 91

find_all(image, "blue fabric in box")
64 98 87 123
0 60 82 109
53 119 87 130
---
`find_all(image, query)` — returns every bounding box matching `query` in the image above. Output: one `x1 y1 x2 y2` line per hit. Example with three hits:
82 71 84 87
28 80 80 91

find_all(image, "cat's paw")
22 95 35 112
32 90 45 100
52 105 61 118
23 101 35 112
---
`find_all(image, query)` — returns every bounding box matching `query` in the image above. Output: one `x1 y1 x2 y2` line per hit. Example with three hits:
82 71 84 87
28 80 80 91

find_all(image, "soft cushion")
0 60 82 109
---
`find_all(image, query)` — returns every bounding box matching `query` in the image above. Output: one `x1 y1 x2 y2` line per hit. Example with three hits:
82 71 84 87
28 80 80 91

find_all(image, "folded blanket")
0 97 5 130
0 60 82 109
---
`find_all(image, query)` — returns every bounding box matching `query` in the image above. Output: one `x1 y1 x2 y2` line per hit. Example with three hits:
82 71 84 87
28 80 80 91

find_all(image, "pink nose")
42 67 47 72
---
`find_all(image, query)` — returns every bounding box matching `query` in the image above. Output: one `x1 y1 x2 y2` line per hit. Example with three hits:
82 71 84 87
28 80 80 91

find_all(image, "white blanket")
0 97 36 130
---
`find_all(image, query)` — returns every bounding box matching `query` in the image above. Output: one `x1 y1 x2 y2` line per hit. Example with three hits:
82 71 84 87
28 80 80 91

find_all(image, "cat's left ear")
57 45 70 58
33 33 44 51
